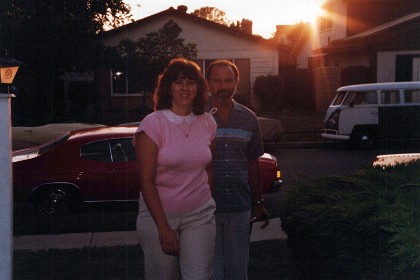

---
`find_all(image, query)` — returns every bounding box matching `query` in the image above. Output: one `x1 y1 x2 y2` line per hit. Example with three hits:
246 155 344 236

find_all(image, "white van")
321 81 420 148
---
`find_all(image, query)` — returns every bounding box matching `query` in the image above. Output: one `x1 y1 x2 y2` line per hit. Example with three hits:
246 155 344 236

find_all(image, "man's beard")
214 90 233 102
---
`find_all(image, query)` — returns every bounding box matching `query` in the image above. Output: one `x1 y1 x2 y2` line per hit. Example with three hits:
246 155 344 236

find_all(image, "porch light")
0 56 25 87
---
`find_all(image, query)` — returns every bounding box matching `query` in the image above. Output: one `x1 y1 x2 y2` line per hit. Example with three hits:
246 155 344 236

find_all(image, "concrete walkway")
13 218 287 251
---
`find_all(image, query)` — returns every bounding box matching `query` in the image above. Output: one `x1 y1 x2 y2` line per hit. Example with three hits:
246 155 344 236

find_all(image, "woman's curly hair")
154 58 208 115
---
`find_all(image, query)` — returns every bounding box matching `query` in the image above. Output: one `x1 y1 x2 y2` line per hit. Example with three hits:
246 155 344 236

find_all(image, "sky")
124 0 325 38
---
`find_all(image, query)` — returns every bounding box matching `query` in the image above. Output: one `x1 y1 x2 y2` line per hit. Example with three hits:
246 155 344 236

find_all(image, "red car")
13 126 282 215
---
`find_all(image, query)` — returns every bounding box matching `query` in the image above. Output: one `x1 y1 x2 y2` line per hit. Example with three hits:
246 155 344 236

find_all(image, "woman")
134 58 217 280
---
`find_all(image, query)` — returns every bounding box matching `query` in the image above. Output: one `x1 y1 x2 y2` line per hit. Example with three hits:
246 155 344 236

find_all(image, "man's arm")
248 158 270 229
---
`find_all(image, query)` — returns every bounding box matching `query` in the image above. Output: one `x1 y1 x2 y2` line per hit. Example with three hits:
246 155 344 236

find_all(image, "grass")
14 240 297 280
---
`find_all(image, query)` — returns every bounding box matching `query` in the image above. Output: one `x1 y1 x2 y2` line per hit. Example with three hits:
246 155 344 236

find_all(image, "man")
206 60 270 280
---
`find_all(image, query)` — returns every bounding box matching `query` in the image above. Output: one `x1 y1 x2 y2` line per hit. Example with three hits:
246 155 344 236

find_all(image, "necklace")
162 110 195 138
177 123 191 138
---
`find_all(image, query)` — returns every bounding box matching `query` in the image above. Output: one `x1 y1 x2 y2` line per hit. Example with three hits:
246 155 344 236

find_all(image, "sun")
303 0 327 25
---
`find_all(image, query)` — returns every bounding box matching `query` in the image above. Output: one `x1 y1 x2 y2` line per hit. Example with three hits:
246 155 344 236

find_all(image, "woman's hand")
158 224 180 256
136 132 179 255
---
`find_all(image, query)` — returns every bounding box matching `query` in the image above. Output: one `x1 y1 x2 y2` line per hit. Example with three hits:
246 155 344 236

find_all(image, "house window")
319 4 333 31
110 69 145 96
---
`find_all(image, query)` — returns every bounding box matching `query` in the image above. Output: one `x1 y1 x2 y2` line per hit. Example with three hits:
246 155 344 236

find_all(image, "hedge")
279 161 420 279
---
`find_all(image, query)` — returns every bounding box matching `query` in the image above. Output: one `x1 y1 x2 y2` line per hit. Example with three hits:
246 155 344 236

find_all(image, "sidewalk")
13 218 287 251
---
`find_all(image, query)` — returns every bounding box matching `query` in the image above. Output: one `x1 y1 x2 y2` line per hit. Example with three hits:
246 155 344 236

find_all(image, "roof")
0 56 25 67
340 12 419 42
101 6 290 52
315 12 420 53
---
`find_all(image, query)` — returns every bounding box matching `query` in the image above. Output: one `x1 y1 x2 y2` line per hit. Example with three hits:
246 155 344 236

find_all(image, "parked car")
12 123 105 150
13 126 282 216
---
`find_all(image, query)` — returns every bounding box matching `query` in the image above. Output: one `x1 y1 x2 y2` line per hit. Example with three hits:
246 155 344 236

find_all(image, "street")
270 145 379 187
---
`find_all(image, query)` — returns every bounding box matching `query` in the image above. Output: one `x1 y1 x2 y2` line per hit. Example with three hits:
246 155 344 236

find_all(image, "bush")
279 161 420 279
253 75 284 111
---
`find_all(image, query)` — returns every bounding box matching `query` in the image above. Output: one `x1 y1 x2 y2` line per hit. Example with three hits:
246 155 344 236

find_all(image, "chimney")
177 5 188 13
241 19 253 34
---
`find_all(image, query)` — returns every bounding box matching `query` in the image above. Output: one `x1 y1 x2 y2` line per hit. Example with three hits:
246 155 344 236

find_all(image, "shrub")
279 161 420 279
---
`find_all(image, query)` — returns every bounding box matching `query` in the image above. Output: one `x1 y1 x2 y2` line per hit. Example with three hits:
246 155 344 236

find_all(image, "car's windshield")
39 133 70 155
342 91 377 105
332 91 347 105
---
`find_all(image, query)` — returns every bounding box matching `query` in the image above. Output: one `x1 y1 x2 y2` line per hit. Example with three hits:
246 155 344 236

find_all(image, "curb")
13 231 139 251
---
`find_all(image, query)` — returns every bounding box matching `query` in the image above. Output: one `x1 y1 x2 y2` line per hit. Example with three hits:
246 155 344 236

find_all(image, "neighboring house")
98 5 291 117
290 0 420 112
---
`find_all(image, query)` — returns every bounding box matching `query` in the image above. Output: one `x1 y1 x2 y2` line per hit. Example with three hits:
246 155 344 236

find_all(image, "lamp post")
0 56 24 280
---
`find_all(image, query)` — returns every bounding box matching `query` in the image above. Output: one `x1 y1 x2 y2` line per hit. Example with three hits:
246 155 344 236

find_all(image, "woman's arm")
206 140 216 194
135 132 180 256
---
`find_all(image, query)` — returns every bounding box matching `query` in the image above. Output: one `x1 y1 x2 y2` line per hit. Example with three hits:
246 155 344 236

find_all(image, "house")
96 5 291 122
290 0 420 112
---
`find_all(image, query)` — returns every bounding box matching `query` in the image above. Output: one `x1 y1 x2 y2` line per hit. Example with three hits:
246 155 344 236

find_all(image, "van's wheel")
37 187 73 216
353 128 376 149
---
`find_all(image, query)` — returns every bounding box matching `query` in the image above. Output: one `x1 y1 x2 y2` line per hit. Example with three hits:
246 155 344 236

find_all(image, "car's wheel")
37 187 73 216
352 128 376 149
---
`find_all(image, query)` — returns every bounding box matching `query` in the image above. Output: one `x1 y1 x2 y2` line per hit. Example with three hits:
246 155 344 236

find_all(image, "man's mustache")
215 90 230 96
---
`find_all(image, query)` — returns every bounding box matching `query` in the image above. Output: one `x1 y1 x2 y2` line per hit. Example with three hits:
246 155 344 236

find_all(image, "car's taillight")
325 109 340 130
276 170 281 179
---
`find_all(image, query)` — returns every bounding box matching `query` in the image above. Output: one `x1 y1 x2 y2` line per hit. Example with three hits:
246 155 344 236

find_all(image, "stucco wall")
377 51 420 82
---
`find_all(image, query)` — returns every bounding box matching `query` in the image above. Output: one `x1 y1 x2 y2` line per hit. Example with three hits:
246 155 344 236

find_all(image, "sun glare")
304 0 326 25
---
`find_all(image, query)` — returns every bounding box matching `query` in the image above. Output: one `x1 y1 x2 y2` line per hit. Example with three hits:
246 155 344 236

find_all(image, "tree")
192 6 231 26
103 20 198 93
136 20 197 91
0 0 132 125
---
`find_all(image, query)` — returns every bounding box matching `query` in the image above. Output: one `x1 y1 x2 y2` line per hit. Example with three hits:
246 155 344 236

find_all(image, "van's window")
365 91 378 104
404 89 420 104
381 90 400 104
342 92 355 105
332 91 347 105
342 91 376 105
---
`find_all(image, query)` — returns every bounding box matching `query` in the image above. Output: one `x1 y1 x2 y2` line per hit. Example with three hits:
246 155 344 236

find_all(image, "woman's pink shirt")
135 110 216 213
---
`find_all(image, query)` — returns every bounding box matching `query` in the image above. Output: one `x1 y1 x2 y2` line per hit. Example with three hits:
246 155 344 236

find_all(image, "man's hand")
251 204 270 229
